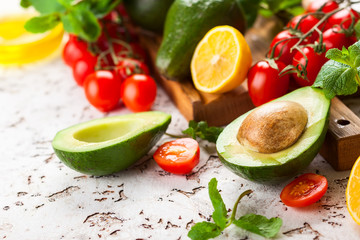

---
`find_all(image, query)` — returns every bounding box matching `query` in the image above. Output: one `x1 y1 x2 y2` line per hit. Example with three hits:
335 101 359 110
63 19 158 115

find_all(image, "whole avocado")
123 0 174 33
156 0 246 81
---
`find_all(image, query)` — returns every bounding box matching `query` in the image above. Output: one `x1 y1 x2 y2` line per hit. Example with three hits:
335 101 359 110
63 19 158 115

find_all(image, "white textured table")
1 52 360 240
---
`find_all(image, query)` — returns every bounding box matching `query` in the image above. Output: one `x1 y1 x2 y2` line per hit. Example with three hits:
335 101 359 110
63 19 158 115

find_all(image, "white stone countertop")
1 3 360 240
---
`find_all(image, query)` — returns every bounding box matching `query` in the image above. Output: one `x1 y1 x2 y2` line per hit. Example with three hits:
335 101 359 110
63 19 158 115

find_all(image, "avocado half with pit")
216 87 330 183
52 111 171 176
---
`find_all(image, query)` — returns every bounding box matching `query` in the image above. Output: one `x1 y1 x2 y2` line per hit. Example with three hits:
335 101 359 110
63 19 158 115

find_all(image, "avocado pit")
237 101 308 154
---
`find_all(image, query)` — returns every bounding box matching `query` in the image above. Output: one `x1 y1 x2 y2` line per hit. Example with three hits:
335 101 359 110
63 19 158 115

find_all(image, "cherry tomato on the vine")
247 60 290 107
115 59 150 82
269 30 299 65
306 0 339 13
287 14 321 42
322 26 357 51
121 74 157 112
327 8 360 29
280 173 328 207
62 36 93 67
84 70 121 112
291 47 327 87
153 138 200 175
72 54 98 86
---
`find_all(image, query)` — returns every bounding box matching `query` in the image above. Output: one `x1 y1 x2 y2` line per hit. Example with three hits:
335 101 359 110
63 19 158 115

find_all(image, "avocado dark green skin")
218 112 330 184
123 0 174 33
54 118 171 176
156 0 246 81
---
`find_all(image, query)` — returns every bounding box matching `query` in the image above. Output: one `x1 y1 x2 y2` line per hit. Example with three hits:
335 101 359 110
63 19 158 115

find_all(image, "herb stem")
225 189 253 227
165 132 188 138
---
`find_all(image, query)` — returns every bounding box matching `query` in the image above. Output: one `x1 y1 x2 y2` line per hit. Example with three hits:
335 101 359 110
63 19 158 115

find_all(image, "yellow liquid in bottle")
0 15 64 65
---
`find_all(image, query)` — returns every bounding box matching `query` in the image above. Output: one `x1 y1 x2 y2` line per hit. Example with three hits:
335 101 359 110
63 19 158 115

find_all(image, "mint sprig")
188 178 282 239
313 41 360 99
22 0 121 42
182 121 223 143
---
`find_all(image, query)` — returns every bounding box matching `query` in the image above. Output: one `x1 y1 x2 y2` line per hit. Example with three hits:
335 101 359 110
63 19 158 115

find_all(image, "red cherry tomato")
153 138 200 175
115 59 150 81
268 30 299 65
306 0 339 13
291 47 327 87
287 14 320 42
83 70 121 112
62 36 92 67
121 74 157 112
327 8 360 29
72 55 98 86
247 61 290 107
322 26 357 51
280 173 328 207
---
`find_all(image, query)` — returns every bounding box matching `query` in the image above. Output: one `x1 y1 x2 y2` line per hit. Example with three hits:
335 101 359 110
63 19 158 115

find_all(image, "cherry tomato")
291 47 327 87
83 70 121 112
247 61 290 107
62 36 92 67
268 30 299 65
327 8 360 29
287 14 320 42
121 74 157 112
322 26 357 51
306 0 339 13
153 138 200 175
72 55 98 86
280 173 328 207
115 59 150 82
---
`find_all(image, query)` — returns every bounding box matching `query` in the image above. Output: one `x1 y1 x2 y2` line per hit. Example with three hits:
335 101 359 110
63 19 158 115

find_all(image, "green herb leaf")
182 121 223 143
235 0 261 28
313 60 359 99
20 0 32 8
325 48 351 66
348 42 360 67
28 0 66 14
208 178 228 230
24 14 60 33
233 214 283 238
355 20 360 40
88 0 122 18
60 8 101 42
188 222 222 240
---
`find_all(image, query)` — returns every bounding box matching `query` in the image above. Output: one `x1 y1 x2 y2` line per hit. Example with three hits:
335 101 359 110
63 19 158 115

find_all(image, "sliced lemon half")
346 156 360 225
191 25 252 94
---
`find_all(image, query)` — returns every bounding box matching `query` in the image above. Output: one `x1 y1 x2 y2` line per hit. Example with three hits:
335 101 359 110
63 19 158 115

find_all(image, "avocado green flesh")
216 87 330 183
52 112 171 176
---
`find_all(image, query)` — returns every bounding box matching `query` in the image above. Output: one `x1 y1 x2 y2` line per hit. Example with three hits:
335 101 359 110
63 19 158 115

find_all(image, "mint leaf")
24 14 60 33
60 8 101 42
233 214 282 238
188 222 222 240
20 0 32 8
325 48 350 66
182 121 223 143
348 42 360 67
355 21 360 40
313 60 358 99
208 178 228 229
29 0 66 14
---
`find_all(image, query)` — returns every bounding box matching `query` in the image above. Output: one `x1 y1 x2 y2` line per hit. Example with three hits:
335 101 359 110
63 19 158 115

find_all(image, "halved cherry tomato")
247 60 290 107
268 30 299 65
153 138 200 175
62 36 92 67
280 173 328 207
115 58 149 82
306 0 339 13
83 70 121 112
121 74 157 112
327 8 360 29
291 47 327 87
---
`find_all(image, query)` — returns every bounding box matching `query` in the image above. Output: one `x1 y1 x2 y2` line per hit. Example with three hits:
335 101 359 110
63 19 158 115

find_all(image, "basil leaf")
60 8 101 42
29 0 66 14
313 60 359 99
24 14 60 33
233 214 283 238
188 222 222 240
208 178 228 230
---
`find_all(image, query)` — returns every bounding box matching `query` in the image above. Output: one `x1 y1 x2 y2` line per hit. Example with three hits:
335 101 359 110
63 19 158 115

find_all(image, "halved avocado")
216 87 330 183
52 111 171 176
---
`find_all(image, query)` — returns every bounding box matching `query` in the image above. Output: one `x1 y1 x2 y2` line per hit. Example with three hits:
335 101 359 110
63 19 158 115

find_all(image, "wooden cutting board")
139 17 360 171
